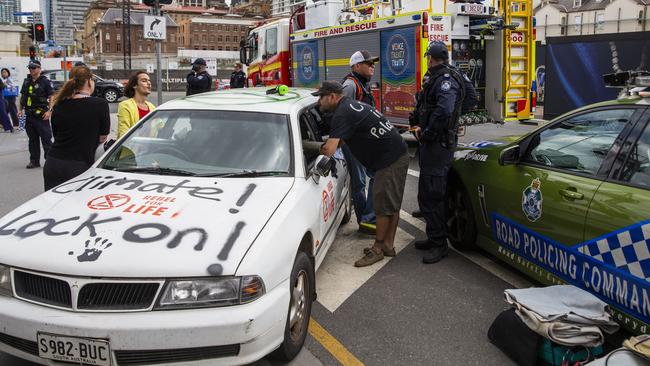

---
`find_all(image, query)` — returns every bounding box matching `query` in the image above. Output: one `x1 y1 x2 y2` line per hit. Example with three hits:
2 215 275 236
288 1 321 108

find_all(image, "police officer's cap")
74 61 87 67
425 41 449 61
28 60 41 69
193 58 207 66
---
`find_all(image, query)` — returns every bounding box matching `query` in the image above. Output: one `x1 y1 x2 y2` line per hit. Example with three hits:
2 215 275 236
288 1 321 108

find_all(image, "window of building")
596 13 605 30
116 43 121 52
147 45 151 52
218 46 222 50
560 16 566 35
574 15 582 32
226 36 230 42
203 35 207 42
218 35 223 41
116 33 121 41
105 44 111 52
226 46 230 51
573 0 581 7
139 45 143 51
105 32 110 40
218 24 222 30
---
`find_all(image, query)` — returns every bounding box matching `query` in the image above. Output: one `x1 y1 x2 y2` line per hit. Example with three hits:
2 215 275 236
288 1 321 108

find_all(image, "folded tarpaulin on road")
504 285 619 347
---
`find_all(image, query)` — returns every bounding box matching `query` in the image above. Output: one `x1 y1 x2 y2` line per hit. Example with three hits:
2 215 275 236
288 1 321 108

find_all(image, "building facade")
178 17 254 51
0 24 27 56
233 0 271 17
0 0 21 23
535 0 650 42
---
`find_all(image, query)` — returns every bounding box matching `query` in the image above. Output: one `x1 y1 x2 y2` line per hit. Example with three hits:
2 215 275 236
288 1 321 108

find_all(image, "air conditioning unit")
305 0 344 30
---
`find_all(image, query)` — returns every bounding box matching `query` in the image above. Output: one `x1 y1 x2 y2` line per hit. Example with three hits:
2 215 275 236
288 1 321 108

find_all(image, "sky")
21 0 39 12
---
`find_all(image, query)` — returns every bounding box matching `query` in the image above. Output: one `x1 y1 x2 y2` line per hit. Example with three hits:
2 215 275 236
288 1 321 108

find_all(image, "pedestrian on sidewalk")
186 58 212 96
229 62 246 89
410 41 477 264
2 68 20 129
341 50 379 234
0 76 13 133
43 66 110 191
316 81 409 267
117 71 155 139
19 60 54 169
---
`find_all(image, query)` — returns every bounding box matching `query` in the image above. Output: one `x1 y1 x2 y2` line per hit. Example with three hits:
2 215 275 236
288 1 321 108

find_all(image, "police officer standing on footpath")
230 62 247 89
19 60 54 169
186 58 212 96
411 41 476 264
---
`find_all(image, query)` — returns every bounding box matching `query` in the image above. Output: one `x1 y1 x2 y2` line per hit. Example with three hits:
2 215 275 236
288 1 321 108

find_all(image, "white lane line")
315 215 414 313
400 210 532 289
408 169 420 177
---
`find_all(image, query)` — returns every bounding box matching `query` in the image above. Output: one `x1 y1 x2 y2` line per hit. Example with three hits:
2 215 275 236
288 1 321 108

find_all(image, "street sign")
53 13 74 27
13 12 33 16
146 64 154 73
144 16 166 40
105 61 113 71
168 61 178 70
32 11 43 23
54 28 74 46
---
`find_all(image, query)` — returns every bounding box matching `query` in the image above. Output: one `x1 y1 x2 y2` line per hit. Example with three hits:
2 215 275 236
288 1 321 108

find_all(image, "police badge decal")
522 178 543 222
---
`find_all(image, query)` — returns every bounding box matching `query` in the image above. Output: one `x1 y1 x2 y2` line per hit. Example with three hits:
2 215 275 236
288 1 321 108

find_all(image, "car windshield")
100 110 292 176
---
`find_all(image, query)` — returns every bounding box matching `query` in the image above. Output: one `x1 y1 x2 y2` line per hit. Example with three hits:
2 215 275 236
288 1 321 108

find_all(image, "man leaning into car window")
316 80 409 268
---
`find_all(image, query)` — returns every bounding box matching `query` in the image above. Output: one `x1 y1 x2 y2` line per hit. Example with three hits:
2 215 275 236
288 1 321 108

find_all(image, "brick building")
178 17 255 51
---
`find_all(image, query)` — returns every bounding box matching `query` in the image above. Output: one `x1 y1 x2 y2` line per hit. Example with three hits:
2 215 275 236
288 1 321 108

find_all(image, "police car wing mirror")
239 46 247 65
313 155 332 177
499 145 520 166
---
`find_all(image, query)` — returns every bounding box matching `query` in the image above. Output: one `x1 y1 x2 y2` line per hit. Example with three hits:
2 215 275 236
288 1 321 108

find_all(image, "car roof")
156 87 317 114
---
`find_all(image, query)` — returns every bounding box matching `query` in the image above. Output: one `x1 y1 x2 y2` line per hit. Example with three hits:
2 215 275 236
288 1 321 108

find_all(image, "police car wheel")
103 88 118 103
446 180 477 251
272 251 313 361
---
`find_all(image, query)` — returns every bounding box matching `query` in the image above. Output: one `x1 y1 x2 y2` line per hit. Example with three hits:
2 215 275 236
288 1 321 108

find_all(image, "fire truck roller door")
292 39 326 88
324 32 381 87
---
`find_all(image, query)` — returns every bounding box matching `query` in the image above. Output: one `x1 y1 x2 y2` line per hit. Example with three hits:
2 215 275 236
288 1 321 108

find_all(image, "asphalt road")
0 93 541 366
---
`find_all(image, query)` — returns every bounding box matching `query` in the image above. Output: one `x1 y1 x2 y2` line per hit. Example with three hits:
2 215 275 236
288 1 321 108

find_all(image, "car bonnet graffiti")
0 170 294 277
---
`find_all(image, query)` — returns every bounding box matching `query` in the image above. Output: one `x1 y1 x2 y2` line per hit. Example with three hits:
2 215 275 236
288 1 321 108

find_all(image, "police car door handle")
559 189 584 200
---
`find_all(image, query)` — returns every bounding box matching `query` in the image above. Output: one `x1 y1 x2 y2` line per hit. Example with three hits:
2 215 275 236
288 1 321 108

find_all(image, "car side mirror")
239 43 248 66
313 155 332 177
499 145 520 166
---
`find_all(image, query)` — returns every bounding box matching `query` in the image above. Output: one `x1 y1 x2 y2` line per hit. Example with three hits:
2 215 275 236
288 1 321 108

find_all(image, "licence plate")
37 332 111 366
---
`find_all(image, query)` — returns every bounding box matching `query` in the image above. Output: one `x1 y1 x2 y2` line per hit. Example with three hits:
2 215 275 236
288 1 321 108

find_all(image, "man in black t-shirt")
316 81 409 267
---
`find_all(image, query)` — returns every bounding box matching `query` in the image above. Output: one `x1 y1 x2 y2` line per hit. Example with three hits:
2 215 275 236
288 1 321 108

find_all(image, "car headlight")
155 275 265 309
0 265 12 297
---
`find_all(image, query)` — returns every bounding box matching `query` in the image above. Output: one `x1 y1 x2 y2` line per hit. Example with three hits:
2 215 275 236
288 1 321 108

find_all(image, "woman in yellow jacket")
117 71 156 138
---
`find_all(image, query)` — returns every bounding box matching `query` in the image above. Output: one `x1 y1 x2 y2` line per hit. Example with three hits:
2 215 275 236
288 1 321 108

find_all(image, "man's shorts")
373 152 409 216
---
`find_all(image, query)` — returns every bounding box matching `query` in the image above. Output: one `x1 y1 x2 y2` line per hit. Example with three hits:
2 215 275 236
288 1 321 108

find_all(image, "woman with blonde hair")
43 66 110 190
117 71 155 138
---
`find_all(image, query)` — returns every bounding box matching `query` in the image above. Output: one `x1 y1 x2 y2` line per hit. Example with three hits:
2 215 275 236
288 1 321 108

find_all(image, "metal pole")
155 0 162 105
123 0 127 70
63 46 68 81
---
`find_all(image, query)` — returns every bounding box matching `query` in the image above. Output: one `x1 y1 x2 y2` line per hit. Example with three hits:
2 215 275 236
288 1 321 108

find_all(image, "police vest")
342 73 375 107
416 65 467 145
22 76 50 112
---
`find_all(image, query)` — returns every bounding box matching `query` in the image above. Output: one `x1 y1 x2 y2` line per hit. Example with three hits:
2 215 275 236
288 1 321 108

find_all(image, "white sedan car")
0 88 350 365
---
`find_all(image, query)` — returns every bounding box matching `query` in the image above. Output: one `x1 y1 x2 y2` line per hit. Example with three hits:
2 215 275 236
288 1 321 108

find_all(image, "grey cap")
311 80 344 96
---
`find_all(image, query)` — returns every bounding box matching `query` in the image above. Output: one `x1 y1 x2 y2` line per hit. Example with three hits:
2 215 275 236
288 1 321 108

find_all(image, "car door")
298 107 346 260
491 107 642 246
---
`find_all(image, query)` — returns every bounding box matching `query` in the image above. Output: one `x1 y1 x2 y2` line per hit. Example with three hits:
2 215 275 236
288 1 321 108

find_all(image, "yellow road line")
308 317 364 366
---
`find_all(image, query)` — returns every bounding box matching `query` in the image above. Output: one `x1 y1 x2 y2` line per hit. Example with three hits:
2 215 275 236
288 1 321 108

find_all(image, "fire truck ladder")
502 0 534 120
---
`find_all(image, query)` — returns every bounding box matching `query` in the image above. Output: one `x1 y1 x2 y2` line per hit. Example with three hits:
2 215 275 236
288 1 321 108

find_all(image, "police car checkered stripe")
579 222 650 281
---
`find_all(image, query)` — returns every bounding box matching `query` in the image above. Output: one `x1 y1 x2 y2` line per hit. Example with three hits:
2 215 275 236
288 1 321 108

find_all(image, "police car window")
523 109 633 175
265 27 277 56
101 110 292 176
619 124 650 188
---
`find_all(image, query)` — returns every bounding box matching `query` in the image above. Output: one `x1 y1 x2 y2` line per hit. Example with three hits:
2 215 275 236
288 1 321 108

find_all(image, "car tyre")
272 251 314 362
446 180 477 251
103 88 118 103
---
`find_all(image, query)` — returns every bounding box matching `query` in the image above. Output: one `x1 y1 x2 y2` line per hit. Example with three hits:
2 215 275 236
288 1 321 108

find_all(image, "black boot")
422 245 449 264
414 239 433 250
411 210 423 218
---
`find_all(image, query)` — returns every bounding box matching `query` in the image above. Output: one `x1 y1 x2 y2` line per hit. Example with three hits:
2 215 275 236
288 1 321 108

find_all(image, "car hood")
0 169 294 278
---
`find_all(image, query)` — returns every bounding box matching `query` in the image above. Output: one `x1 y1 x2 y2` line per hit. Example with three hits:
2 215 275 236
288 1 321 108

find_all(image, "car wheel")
272 251 313 361
340 178 352 225
103 88 118 103
446 181 477 251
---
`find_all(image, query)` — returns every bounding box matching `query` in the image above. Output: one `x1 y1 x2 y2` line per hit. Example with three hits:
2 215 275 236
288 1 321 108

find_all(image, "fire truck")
239 0 536 126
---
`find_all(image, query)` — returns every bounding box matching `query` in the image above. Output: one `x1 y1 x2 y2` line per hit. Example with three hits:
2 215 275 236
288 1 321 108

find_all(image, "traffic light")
27 25 34 40
34 23 46 42
143 0 172 6
29 45 36 61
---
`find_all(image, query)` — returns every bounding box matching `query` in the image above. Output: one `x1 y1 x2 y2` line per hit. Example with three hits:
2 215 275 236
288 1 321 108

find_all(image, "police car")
0 88 350 365
448 71 650 334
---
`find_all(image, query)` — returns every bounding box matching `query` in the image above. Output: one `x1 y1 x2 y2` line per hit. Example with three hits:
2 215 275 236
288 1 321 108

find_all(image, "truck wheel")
272 251 313 361
446 182 477 251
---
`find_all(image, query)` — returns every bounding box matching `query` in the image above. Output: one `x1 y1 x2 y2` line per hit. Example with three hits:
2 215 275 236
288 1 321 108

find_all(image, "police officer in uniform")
411 41 477 264
229 62 247 89
19 60 54 169
186 58 212 96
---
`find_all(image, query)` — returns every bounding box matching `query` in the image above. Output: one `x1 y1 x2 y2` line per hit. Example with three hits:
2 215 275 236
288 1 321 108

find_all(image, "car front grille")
0 332 39 356
13 270 72 308
12 270 161 311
